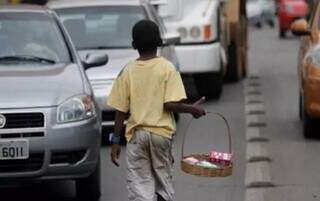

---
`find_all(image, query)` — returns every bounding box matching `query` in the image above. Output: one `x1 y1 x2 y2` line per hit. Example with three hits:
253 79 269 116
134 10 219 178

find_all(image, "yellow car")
292 3 320 137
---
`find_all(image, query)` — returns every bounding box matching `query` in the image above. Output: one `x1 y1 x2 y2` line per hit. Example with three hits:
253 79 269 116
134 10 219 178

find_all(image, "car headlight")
57 95 96 123
177 27 188 39
190 26 201 39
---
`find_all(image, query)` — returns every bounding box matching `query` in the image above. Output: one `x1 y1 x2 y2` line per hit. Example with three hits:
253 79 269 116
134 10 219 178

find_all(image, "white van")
152 0 226 99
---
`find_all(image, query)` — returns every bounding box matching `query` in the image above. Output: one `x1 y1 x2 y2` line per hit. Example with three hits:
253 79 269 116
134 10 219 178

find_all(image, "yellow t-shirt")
107 57 187 141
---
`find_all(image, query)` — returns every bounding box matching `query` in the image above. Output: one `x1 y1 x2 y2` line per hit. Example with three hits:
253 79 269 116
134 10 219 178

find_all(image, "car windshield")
56 6 146 50
0 12 71 65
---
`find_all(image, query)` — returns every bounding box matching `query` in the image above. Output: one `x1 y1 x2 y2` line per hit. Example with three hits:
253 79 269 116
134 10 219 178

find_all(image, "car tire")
255 21 262 28
303 109 315 138
76 159 101 201
194 70 223 99
299 93 303 120
268 20 275 28
225 42 242 82
242 51 248 79
279 29 286 38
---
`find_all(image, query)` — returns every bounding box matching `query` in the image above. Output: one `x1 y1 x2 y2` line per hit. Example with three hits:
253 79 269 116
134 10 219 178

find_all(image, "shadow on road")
0 181 79 201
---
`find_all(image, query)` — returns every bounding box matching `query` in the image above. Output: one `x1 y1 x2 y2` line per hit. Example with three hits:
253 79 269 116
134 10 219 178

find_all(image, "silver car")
48 0 180 127
0 5 108 200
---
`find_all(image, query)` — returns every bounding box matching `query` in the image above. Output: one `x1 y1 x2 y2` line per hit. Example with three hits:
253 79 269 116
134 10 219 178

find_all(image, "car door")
299 2 319 90
146 3 180 69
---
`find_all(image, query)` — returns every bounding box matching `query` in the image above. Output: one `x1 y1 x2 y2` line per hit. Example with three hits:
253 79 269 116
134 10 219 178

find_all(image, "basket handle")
180 112 232 160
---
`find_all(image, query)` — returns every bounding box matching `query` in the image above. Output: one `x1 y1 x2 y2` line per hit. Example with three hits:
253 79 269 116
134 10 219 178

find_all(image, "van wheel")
76 160 101 201
194 70 223 99
225 42 242 82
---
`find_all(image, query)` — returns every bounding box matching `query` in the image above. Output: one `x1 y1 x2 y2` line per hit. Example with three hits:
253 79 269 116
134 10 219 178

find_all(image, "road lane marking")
247 100 264 104
245 104 265 114
245 95 263 105
245 162 274 188
247 91 262 95
246 115 267 127
246 142 270 162
247 82 261 87
244 74 274 201
246 127 260 139
249 75 260 80
245 188 266 201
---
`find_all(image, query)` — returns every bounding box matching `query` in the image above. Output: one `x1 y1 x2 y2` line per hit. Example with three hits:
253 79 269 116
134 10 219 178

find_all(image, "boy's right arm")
164 97 206 118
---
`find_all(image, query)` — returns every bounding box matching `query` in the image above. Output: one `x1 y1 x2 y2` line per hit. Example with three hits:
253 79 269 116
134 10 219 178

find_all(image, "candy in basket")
180 112 233 177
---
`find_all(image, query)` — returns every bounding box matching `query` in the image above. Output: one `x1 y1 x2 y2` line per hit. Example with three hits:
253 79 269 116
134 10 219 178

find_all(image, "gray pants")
126 129 174 201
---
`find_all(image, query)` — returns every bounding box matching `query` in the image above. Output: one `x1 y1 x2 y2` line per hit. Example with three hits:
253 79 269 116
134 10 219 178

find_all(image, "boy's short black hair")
132 20 162 52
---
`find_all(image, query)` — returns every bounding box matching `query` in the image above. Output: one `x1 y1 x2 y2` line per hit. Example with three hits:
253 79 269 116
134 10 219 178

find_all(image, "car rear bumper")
279 13 306 30
0 107 101 183
175 41 221 74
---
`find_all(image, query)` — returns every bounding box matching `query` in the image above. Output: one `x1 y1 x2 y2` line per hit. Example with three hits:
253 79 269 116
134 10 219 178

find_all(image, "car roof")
48 0 148 9
0 4 50 13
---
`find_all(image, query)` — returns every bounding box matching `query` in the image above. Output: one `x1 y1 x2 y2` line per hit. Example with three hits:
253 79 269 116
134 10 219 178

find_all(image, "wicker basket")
180 112 233 177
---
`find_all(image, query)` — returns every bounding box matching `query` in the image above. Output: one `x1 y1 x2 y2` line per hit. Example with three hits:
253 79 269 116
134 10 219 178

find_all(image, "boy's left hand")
111 144 121 167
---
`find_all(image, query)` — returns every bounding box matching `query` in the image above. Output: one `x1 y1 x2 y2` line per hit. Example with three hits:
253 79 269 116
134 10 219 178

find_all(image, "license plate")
0 140 29 160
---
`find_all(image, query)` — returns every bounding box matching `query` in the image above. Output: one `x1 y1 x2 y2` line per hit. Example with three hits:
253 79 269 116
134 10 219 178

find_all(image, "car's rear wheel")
255 21 262 28
279 29 286 38
299 93 303 120
226 42 243 82
194 70 223 99
303 110 315 138
76 159 101 201
268 20 275 28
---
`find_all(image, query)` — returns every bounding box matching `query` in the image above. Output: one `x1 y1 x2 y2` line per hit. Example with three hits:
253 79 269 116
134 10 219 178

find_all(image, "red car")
278 0 308 38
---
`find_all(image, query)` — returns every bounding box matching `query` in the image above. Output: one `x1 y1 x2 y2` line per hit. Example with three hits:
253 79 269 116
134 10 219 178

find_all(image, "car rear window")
56 6 146 50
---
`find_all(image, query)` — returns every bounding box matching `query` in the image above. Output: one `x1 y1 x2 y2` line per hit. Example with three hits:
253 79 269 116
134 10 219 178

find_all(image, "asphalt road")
0 80 246 201
250 27 320 200
1 25 314 201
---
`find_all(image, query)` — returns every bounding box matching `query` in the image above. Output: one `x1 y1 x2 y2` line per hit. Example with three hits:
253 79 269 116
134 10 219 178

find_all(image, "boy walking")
108 20 206 201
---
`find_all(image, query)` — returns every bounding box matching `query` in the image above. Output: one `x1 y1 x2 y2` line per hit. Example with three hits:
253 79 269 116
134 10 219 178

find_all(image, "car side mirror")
291 19 310 36
82 53 109 70
162 32 181 46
